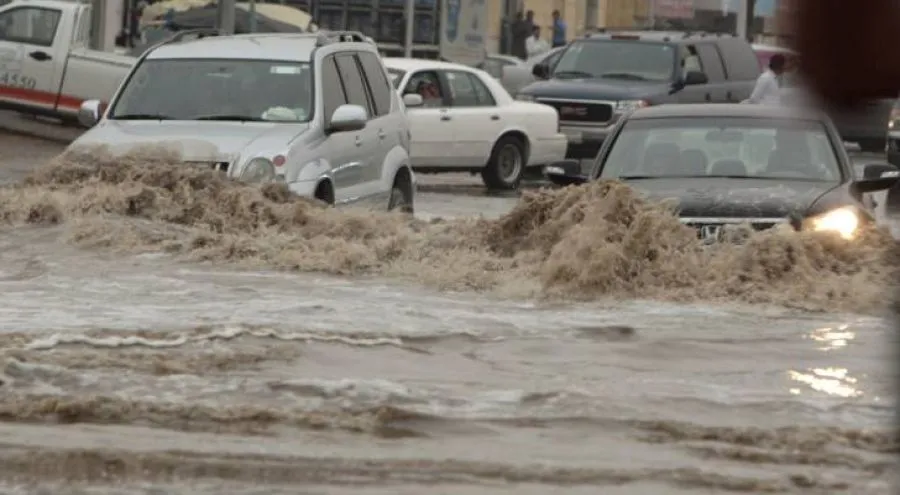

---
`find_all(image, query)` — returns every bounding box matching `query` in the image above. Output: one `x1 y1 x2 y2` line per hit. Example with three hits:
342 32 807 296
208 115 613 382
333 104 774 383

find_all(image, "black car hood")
521 78 671 100
622 178 838 218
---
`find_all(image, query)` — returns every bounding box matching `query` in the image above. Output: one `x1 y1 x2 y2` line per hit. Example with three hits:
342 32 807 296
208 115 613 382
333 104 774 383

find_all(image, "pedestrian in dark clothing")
551 9 567 47
510 11 530 60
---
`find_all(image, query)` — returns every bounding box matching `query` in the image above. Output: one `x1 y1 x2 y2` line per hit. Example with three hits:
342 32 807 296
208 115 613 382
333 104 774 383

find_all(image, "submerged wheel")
481 135 525 190
388 186 413 214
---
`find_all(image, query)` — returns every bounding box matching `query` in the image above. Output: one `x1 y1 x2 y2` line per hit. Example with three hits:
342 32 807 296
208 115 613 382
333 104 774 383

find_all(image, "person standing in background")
526 25 549 58
510 11 530 59
551 10 566 47
743 54 786 105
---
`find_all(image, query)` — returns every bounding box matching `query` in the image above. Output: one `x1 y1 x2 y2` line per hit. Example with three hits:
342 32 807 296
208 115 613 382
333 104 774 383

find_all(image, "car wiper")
554 70 594 79
600 72 648 81
193 115 265 122
111 113 172 120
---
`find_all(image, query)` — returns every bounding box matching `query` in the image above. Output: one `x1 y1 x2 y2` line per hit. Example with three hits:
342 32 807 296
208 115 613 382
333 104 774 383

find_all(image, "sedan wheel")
482 136 525 190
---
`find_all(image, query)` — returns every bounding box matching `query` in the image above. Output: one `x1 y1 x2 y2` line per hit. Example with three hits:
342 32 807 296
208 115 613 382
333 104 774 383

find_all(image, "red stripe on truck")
0 85 86 109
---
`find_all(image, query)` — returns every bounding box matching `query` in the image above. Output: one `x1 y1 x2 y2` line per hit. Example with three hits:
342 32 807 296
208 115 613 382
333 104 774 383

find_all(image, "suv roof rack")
315 30 370 46
585 27 736 39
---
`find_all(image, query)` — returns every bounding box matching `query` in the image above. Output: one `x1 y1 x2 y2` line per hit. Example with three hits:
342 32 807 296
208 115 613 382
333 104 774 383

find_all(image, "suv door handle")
355 136 362 146
29 50 51 61
490 114 500 121
726 91 733 101
440 114 451 121
704 93 711 102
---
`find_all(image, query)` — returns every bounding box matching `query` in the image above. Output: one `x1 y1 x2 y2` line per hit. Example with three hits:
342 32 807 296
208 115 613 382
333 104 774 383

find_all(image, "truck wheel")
481 136 525 191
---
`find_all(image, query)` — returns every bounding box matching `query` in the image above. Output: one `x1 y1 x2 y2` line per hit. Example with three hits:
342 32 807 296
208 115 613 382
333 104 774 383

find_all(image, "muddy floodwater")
0 131 896 494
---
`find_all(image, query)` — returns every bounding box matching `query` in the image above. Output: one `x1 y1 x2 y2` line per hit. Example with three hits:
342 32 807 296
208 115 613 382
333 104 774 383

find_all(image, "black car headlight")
240 158 275 183
802 206 860 239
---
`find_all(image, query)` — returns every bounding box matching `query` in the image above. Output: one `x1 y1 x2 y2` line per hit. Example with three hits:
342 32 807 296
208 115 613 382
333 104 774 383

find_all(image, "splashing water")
0 145 896 311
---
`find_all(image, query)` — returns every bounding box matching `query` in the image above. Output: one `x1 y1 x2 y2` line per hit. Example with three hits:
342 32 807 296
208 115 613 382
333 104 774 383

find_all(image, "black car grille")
537 100 613 123
685 221 784 244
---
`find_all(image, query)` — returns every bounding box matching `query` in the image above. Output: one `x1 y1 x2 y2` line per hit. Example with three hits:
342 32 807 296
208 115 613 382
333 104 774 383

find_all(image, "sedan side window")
402 70 444 107
445 70 495 107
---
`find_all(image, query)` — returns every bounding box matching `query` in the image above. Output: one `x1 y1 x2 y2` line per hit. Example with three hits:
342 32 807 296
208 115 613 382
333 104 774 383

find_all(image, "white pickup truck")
0 0 134 124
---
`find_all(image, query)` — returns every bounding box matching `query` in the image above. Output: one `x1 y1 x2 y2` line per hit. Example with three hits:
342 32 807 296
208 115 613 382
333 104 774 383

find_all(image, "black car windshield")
552 40 676 81
109 59 313 122
595 117 842 181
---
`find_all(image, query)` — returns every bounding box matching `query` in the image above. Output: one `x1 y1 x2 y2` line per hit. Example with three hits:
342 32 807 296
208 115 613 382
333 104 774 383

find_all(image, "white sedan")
384 58 567 190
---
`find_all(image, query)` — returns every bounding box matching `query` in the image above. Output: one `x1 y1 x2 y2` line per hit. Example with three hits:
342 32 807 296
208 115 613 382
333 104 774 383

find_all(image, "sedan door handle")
355 136 362 146
440 114 452 121
726 91 733 101
704 93 711 102
490 114 500 121
377 129 386 139
29 50 51 61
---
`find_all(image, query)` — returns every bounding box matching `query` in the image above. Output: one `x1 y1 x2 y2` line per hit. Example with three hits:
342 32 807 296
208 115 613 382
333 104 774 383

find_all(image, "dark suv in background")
515 30 760 160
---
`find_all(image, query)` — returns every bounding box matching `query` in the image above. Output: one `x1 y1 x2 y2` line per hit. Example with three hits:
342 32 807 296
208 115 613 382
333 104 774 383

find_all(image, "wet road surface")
0 129 896 494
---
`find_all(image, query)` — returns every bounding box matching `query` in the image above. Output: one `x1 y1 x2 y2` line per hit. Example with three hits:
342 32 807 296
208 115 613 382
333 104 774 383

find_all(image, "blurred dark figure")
510 11 529 59
551 9 566 48
792 0 900 108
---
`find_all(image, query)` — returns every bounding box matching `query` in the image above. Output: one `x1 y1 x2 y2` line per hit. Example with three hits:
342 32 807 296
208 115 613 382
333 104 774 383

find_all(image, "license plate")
562 129 582 143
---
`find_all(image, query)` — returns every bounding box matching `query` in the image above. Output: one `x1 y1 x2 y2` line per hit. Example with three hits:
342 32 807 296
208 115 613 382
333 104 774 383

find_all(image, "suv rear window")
552 40 676 82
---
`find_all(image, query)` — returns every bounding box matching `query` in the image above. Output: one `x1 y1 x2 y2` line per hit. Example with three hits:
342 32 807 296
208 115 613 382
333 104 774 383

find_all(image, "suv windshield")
109 59 313 122
552 40 676 82
596 117 842 182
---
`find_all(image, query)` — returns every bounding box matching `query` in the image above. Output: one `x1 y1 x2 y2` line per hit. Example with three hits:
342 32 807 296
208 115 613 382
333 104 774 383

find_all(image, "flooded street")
0 129 896 494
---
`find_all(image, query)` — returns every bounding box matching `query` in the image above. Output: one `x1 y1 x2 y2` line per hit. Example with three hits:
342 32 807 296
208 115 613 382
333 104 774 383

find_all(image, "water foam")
0 145 896 312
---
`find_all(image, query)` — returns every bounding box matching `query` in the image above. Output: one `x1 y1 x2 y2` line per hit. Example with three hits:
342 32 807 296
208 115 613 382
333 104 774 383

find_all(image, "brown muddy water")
0 134 897 494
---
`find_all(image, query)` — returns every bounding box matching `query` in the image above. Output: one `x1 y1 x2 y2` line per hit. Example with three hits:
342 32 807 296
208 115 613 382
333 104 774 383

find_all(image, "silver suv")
73 30 416 212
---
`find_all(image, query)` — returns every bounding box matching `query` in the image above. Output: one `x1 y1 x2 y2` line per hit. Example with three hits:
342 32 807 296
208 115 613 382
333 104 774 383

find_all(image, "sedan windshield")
109 59 313 122
552 40 676 82
596 117 842 181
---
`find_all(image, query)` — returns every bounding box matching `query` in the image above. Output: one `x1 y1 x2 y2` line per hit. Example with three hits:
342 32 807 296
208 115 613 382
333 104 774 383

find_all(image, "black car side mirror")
683 70 708 86
532 63 549 79
544 160 589 187
855 162 900 192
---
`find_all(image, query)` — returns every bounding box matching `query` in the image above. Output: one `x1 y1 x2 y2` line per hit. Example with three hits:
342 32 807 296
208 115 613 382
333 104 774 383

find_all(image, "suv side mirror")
326 104 367 134
855 162 900 192
683 70 708 85
532 63 549 79
78 99 104 127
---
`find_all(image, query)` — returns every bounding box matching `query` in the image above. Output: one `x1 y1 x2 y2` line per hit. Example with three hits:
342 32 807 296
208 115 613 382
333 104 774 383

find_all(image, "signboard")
439 0 487 66
654 0 694 19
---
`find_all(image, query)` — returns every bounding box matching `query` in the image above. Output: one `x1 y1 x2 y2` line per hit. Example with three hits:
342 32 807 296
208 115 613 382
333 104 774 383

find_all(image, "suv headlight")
615 100 648 113
803 206 860 239
240 158 275 183
516 93 536 102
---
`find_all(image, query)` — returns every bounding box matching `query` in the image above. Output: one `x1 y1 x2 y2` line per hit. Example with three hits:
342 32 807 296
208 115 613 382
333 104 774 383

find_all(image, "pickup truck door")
0 3 67 112
693 43 729 103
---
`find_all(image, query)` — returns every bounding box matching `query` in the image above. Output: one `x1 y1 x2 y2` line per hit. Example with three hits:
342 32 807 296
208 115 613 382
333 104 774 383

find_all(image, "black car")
543 104 900 242
516 30 761 160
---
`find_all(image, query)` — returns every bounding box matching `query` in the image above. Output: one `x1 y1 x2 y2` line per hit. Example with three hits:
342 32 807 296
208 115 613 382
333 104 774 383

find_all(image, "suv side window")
715 38 762 80
335 54 372 118
357 51 392 117
694 43 726 82
680 45 702 74
321 56 348 123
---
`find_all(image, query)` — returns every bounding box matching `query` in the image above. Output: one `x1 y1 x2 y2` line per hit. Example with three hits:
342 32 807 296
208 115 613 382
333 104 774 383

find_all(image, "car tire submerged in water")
482 135 526 191
388 186 413 214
